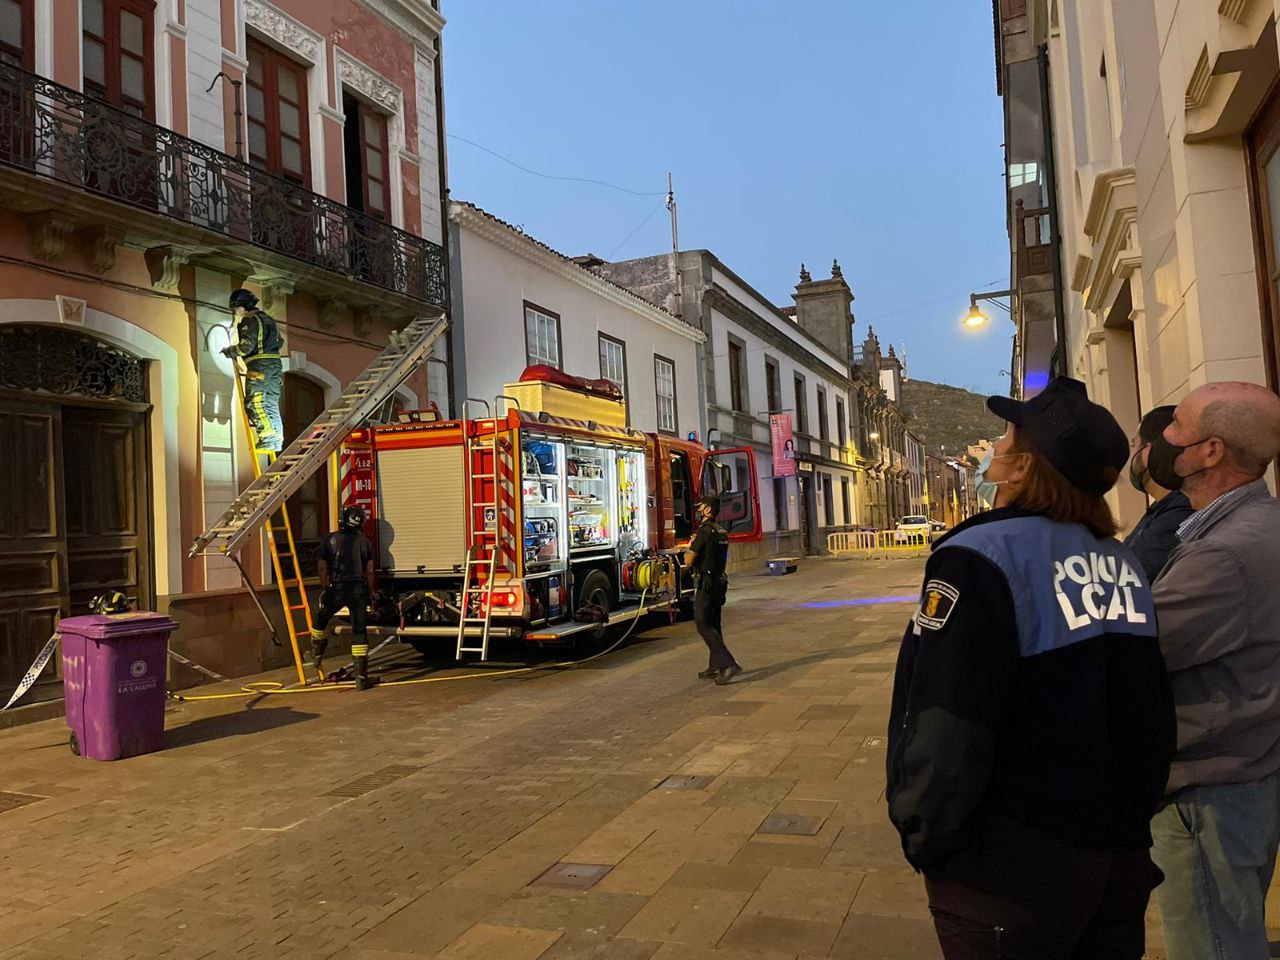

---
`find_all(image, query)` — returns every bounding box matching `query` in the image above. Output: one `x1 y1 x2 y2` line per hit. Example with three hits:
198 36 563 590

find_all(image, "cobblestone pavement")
0 557 1231 959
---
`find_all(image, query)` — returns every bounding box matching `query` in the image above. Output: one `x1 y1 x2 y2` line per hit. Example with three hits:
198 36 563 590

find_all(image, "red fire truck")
338 368 762 656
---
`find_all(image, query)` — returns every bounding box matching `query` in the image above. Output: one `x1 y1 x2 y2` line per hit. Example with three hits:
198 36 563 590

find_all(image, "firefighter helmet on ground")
88 591 131 615
228 288 259 311
340 505 367 531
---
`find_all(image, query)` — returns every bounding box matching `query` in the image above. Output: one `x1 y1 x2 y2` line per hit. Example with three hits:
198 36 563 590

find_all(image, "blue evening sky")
442 1 1012 395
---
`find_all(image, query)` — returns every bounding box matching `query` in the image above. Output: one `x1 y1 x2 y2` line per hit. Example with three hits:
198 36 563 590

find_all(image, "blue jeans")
1151 770 1280 960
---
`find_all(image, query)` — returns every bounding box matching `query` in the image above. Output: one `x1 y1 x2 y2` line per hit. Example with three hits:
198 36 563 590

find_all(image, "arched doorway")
0 325 152 703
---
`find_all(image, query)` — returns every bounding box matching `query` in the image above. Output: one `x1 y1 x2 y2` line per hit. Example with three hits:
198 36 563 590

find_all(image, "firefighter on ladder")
312 505 378 689
223 288 284 454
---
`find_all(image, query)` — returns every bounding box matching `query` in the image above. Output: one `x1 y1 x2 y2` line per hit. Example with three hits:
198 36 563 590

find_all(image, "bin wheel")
69 731 80 756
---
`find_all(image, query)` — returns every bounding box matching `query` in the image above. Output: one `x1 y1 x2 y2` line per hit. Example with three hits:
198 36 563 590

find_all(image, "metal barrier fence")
828 529 930 558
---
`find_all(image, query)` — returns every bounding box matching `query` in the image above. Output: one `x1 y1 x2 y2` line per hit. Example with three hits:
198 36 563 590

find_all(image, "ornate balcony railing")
0 62 447 308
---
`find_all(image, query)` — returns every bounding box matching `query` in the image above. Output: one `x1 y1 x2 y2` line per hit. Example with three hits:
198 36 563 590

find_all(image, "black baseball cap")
986 377 1128 496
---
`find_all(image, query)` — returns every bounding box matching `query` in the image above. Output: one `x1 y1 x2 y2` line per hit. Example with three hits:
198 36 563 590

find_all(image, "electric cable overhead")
606 203 666 259
448 134 664 197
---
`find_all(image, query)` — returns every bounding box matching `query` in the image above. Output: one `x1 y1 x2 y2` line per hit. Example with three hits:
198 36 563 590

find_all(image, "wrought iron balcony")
0 62 447 308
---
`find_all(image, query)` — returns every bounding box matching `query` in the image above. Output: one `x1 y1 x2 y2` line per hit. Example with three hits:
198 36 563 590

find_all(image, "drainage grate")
323 765 419 799
531 862 613 890
862 736 887 749
757 813 824 836
656 775 714 791
0 792 45 814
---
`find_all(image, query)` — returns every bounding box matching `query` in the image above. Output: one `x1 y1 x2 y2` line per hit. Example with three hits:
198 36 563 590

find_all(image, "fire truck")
339 366 762 657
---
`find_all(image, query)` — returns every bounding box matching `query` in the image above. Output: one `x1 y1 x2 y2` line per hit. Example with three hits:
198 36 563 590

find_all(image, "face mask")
1128 446 1149 494
1147 435 1212 491
974 449 1017 508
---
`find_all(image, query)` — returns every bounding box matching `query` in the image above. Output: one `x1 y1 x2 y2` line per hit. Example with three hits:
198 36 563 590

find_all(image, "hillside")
900 378 1004 459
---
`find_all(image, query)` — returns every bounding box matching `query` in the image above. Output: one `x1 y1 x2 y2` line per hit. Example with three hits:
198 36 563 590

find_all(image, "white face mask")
974 448 1019 508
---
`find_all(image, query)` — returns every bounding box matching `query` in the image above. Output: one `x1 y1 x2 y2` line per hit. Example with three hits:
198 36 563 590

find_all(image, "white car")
895 515 932 542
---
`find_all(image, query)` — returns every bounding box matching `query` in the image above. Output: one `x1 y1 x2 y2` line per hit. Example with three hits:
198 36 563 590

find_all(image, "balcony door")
342 91 392 285
0 0 33 68
1246 84 1280 402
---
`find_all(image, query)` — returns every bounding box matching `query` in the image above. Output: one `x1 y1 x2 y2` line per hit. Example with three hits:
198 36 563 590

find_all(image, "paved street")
0 556 1188 960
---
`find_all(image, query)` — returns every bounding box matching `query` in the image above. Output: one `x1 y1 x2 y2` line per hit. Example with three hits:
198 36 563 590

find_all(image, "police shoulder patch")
917 580 960 631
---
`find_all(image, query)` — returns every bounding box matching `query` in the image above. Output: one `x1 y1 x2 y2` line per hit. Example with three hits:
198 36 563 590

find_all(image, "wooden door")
62 406 150 616
282 373 327 577
0 399 66 703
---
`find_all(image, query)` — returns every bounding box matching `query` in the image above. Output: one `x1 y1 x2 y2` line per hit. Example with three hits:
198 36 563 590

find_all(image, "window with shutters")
727 338 746 412
343 92 390 220
524 302 561 368
82 0 155 119
1 0 33 68
654 355 677 435
794 374 807 433
246 38 311 186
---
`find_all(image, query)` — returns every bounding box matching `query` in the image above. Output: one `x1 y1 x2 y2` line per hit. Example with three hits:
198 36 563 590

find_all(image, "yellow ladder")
232 370 313 685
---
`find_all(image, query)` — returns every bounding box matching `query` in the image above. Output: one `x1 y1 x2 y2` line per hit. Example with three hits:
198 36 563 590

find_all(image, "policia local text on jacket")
888 507 1174 869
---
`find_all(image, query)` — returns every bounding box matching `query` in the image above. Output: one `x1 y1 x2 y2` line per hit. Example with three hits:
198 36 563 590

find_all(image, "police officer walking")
312 505 377 689
886 378 1175 959
223 288 284 454
683 494 741 685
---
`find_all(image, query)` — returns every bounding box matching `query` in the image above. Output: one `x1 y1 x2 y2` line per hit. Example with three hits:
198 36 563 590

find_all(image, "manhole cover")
531 862 612 889
758 813 824 836
862 736 887 748
323 764 419 798
656 775 714 791
0 791 45 814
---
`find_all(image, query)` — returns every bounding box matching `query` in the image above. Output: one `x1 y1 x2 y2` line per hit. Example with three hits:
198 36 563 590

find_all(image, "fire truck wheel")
408 639 434 658
576 569 613 642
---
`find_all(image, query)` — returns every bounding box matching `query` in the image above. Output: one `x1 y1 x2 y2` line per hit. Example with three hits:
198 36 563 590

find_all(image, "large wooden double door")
0 398 150 703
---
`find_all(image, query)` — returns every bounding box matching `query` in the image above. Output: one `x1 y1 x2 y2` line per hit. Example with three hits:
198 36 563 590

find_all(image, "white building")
448 202 703 438
601 255 863 565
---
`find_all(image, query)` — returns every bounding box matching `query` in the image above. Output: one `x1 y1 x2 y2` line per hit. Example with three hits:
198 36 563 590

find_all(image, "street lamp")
963 290 1015 331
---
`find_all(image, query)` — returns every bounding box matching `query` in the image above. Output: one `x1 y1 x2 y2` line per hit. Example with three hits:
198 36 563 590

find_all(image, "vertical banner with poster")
770 414 796 478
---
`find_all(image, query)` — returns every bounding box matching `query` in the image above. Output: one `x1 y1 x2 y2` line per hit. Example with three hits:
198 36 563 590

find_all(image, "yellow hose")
170 587 654 703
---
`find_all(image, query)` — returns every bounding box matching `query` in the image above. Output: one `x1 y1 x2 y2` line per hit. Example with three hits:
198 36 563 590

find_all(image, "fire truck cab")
339 367 762 652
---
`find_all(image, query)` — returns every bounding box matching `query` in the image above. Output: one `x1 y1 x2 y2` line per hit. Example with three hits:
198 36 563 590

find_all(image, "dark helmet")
228 288 259 311
88 591 131 615
695 494 721 515
340 505 367 531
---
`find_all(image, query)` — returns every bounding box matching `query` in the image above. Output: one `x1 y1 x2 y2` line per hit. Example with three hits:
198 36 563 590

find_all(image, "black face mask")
1147 435 1211 491
1128 447 1149 493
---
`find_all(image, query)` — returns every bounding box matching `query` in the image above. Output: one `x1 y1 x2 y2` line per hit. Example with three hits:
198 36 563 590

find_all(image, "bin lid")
59 612 177 640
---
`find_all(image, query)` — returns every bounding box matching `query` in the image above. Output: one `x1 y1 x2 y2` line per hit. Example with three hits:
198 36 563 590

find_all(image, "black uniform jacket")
886 507 1175 872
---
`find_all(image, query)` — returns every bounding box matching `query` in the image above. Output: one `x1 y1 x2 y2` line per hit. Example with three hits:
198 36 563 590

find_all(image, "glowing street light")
963 290 1016 332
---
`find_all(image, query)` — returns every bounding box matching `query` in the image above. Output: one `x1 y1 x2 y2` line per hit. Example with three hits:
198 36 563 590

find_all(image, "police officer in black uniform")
886 378 1175 959
224 288 285 454
312 505 377 689
683 494 741 685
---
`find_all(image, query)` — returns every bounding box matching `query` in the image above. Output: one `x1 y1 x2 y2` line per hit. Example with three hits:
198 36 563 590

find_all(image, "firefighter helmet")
88 591 131 615
340 505 367 531
228 288 259 311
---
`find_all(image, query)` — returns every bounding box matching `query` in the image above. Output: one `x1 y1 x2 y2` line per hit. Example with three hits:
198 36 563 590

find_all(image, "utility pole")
667 173 683 320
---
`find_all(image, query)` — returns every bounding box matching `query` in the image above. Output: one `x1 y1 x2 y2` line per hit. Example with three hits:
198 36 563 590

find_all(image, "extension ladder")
191 314 448 559
455 398 519 660
231 369 314 685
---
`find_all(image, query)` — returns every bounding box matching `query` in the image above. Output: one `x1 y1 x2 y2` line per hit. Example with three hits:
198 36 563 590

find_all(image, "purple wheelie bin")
59 612 176 760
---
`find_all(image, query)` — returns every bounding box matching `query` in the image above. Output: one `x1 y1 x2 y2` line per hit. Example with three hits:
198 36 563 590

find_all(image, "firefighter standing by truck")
223 288 285 454
683 494 742 685
312 505 378 689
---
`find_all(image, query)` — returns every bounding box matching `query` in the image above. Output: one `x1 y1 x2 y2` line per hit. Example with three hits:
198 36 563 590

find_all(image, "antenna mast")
667 173 683 319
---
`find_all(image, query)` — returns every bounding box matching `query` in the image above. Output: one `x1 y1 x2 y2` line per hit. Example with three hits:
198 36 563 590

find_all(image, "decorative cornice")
1071 253 1093 293
450 202 705 345
221 49 250 72
354 0 445 45
1186 45 1213 112
1219 0 1250 25
1083 166 1136 239
319 103 347 125
336 48 401 113
244 0 322 64
398 147 420 165
164 21 188 41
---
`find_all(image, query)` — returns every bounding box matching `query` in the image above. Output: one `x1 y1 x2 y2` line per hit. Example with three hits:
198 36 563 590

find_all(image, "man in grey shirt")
1147 381 1280 960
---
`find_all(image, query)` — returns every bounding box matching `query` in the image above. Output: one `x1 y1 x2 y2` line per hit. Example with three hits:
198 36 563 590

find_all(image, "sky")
441 1 1013 396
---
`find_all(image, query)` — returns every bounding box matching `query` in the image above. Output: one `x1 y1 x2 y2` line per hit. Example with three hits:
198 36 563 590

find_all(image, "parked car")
929 520 947 536
894 515 931 542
